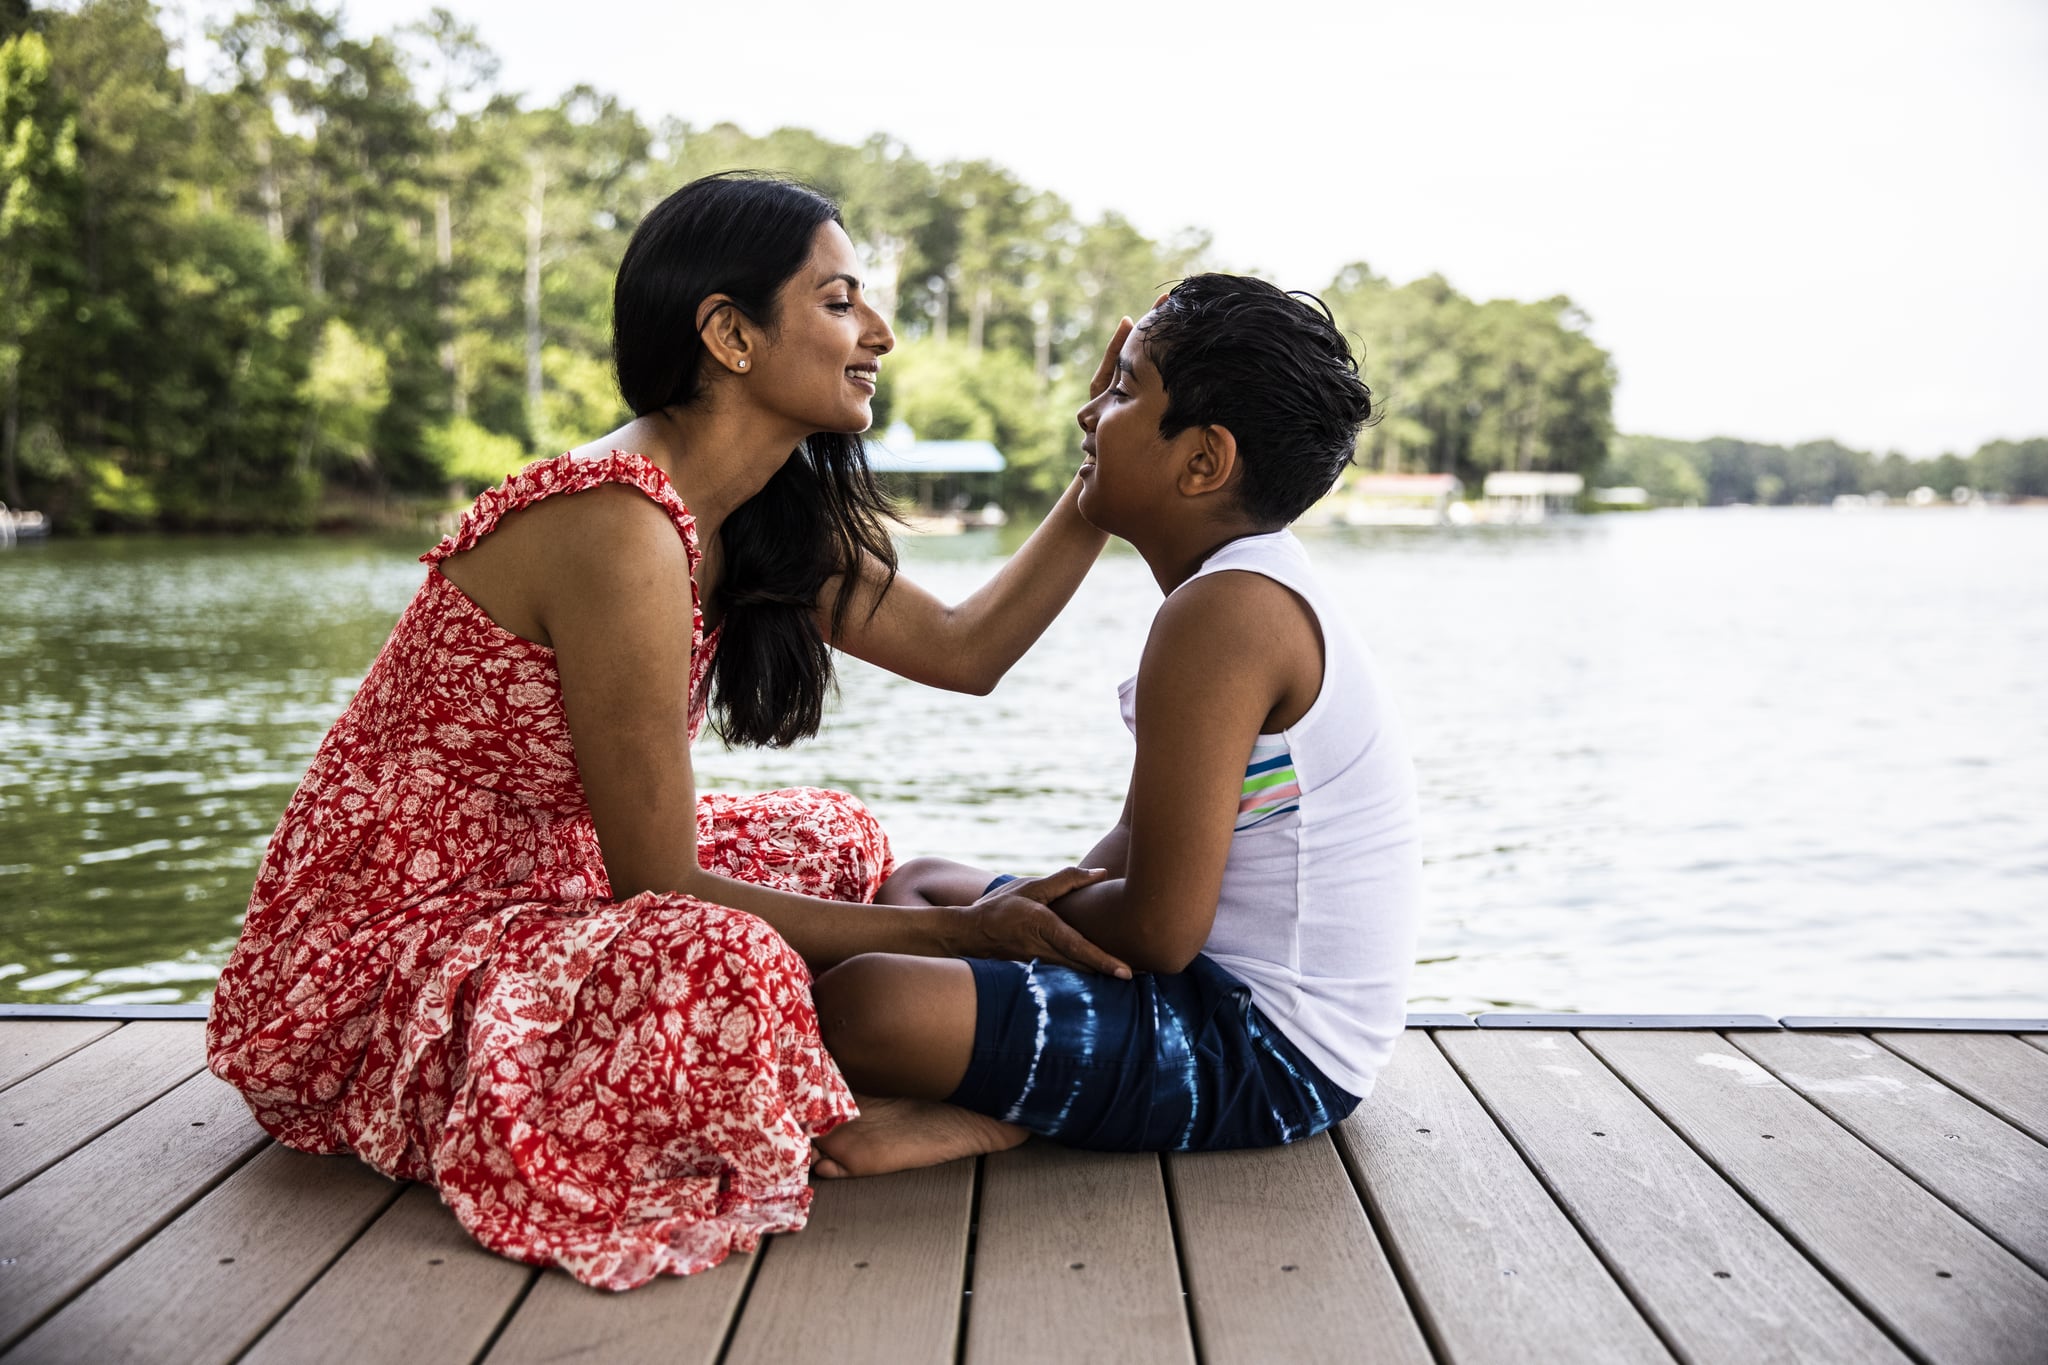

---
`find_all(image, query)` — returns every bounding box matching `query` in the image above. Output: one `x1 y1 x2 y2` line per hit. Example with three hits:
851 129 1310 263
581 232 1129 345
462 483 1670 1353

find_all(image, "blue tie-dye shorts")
944 944 1362 1152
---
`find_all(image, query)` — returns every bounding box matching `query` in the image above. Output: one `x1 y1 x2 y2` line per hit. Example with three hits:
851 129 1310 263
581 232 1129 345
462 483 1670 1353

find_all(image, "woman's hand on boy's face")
955 867 1131 979
1088 317 1134 401
1084 295 1169 402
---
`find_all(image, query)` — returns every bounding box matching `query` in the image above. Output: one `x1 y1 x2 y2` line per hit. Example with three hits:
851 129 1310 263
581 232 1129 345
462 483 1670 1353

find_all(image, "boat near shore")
0 503 51 546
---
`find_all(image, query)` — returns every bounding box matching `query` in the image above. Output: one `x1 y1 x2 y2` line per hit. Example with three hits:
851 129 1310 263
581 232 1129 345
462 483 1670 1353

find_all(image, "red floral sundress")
206 451 883 1291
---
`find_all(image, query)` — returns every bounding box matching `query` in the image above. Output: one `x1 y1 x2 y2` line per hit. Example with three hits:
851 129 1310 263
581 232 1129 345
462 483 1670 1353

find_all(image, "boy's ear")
1178 424 1240 498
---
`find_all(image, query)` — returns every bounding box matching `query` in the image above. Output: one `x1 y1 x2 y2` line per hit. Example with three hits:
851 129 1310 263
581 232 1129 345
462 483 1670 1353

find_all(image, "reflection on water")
3 510 2044 1014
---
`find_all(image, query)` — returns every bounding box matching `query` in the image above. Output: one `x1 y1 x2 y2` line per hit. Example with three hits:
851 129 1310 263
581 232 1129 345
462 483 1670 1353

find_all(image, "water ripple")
3 511 2045 1014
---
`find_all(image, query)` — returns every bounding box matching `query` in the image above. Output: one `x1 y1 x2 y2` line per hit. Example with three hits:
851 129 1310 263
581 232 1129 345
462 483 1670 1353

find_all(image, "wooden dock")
2 1008 2044 1364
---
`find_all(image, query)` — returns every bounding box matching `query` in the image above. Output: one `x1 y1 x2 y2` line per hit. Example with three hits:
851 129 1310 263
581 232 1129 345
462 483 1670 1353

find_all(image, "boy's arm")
1050 573 1317 973
1075 781 1135 877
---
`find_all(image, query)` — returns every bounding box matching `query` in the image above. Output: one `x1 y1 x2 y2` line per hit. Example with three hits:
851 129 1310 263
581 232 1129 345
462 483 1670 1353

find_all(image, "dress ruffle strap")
421 451 702 571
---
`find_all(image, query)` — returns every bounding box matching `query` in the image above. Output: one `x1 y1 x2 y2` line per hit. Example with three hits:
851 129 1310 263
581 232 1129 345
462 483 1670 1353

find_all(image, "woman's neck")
582 401 812 541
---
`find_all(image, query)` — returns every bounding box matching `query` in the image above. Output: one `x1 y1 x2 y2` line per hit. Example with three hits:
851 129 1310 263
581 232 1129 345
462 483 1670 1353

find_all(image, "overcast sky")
172 0 2048 456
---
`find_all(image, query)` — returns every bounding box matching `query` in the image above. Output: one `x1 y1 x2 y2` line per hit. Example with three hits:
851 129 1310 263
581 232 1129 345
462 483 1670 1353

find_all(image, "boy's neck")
1131 519 1285 595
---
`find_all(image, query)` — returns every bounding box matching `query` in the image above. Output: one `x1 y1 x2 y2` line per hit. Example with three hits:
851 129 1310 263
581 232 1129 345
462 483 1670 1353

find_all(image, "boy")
812 275 1420 1174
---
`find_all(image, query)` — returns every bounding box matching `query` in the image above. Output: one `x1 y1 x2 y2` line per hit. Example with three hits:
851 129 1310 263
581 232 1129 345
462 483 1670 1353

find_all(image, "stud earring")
737 360 748 370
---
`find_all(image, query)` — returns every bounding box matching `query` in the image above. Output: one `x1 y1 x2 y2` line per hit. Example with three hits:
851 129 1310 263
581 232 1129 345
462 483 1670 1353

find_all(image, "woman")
206 172 1127 1291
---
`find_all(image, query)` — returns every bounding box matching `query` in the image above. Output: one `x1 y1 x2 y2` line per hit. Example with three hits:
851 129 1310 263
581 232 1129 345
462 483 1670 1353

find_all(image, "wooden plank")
1439 1030 1907 1364
725 1160 973 1365
0 1003 210 1020
485 1258 755 1365
0 1021 205 1195
1330 1032 1673 1365
2024 1034 2048 1057
1585 1030 2048 1365
1782 1017 2048 1032
1166 1136 1431 1365
7 1143 402 1364
1735 1031 2048 1277
966 1145 1194 1365
1874 1032 2048 1145
1478 1013 1780 1030
241 1182 532 1365
0 1070 269 1351
0 1019 119 1092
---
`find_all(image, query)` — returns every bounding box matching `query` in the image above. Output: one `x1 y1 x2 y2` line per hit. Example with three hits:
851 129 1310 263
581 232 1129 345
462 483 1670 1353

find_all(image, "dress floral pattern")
206 451 886 1291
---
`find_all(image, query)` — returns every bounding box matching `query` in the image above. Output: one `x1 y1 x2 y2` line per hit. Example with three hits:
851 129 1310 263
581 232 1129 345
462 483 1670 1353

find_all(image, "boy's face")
1074 319 1181 538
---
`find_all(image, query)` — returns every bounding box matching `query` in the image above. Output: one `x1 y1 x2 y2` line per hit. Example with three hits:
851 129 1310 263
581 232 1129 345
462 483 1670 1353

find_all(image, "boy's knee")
875 855 952 906
812 953 909 1084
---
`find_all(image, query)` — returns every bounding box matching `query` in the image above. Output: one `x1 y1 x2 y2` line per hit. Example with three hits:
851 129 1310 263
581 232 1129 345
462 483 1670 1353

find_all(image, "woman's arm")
538 486 1124 974
817 476 1107 694
815 318 1134 694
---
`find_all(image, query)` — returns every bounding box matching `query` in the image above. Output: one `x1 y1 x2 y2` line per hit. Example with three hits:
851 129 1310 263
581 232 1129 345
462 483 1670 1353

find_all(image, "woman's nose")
1076 401 1099 433
866 306 896 354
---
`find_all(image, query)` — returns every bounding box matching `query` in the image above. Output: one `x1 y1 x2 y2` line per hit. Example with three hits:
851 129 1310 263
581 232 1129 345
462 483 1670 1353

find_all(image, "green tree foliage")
1602 435 1708 505
1 26 77 506
6 1 2033 530
1322 266 1616 486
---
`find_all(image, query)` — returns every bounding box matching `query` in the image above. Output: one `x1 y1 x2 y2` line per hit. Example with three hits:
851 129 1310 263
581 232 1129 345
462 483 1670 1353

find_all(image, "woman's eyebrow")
818 272 863 291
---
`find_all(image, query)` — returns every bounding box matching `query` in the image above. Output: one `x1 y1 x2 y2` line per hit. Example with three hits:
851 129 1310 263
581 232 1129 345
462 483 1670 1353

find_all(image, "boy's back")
1123 528 1419 1100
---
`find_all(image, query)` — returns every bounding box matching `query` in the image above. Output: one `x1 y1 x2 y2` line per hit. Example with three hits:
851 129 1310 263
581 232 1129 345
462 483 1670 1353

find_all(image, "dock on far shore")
1 1006 2044 1364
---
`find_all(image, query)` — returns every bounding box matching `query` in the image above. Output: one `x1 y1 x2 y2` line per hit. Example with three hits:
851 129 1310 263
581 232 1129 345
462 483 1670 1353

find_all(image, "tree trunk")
931 277 949 344
436 183 462 416
967 282 991 356
306 163 326 297
524 158 546 442
3 354 21 508
1031 300 1051 382
217 347 249 508
257 136 283 245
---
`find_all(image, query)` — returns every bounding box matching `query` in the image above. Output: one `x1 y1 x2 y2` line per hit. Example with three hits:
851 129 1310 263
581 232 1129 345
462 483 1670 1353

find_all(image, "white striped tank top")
1116 529 1421 1099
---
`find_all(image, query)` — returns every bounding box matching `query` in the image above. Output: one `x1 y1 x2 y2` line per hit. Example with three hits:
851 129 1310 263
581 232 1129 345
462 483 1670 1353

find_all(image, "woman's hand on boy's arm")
945 867 1130 978
1052 578 1300 974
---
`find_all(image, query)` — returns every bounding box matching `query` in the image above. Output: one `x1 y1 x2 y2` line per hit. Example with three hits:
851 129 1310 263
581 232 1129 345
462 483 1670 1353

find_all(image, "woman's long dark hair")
614 172 899 748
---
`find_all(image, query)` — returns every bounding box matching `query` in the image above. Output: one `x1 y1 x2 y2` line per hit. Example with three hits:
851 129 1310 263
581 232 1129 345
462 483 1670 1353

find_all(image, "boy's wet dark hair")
1143 274 1374 526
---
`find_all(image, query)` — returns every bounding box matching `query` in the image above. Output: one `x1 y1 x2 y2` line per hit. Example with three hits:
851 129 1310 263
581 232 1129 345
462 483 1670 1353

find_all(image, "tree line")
2 1 2037 531
1605 435 2048 507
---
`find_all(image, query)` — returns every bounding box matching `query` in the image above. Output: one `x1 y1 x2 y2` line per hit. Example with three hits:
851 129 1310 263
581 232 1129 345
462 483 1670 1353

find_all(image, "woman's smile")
846 362 879 395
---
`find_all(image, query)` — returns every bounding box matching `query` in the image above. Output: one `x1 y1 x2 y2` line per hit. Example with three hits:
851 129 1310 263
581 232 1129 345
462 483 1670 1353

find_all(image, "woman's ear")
1179 424 1240 498
696 295 755 376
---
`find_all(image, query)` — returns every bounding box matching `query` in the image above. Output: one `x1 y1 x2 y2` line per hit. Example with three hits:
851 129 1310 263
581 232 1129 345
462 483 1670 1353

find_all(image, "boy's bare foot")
812 1096 1027 1178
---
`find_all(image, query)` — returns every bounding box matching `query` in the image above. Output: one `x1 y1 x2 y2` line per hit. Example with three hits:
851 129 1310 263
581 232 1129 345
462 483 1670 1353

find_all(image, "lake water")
2 508 2043 1015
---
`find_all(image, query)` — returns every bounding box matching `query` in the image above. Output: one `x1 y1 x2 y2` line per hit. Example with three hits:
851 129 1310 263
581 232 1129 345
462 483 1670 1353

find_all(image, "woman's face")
749 221 895 433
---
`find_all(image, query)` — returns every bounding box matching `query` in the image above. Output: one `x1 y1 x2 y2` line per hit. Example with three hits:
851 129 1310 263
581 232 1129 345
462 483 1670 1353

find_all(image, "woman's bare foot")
812 1095 1027 1178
